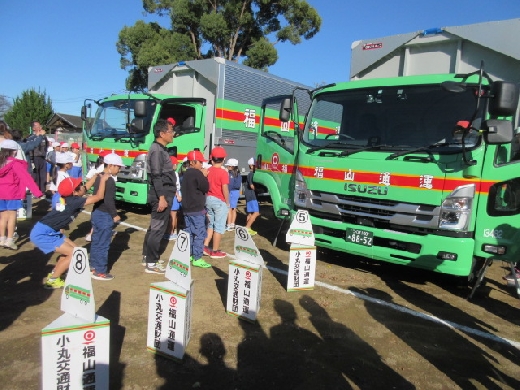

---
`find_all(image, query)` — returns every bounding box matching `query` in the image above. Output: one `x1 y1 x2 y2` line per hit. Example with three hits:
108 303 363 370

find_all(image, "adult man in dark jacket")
27 121 48 195
10 129 45 173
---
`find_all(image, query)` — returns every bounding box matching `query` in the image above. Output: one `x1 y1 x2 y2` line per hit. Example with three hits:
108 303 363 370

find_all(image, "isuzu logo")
345 183 388 195
363 42 383 50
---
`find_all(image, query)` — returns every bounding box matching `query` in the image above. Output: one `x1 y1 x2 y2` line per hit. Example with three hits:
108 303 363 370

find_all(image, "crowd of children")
1 120 261 287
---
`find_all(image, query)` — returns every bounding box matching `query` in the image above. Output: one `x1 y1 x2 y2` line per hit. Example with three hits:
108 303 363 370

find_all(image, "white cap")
247 157 255 165
61 142 70 148
0 139 18 150
47 137 56 143
52 142 60 147
56 152 74 164
226 158 238 167
103 153 125 167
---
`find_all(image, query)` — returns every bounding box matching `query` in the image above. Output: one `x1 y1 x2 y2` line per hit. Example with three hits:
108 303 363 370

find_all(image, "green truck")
81 58 308 205
255 19 520 280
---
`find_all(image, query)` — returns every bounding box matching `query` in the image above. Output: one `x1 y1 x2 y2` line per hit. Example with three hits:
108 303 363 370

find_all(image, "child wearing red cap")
203 146 229 259
181 150 211 268
30 175 109 289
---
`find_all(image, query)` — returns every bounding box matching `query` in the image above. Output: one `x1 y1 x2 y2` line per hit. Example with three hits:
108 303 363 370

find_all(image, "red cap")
170 156 178 165
210 146 226 158
58 177 83 197
187 150 207 162
71 142 80 149
167 117 176 126
456 120 470 128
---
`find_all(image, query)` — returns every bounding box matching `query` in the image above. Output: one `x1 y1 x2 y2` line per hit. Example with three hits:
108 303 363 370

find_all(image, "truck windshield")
87 100 154 138
303 84 486 151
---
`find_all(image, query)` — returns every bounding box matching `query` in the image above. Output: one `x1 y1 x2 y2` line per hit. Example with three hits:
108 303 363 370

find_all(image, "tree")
118 0 321 90
4 89 53 138
0 95 12 120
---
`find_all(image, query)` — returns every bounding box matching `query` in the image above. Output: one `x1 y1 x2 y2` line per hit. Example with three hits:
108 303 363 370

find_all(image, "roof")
350 18 520 79
46 113 83 131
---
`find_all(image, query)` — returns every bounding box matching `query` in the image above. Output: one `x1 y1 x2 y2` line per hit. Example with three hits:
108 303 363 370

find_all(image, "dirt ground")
0 198 519 390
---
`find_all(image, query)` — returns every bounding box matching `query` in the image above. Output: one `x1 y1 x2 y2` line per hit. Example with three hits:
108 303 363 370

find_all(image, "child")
89 153 124 281
180 150 211 268
244 157 260 236
49 152 74 209
202 146 229 259
30 175 109 289
85 151 108 242
225 158 241 231
69 142 83 178
164 156 181 241
0 140 43 250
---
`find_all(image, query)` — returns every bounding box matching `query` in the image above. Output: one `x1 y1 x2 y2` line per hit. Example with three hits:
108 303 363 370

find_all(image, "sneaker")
85 234 92 242
145 264 166 274
142 257 165 267
210 249 227 259
44 277 65 289
191 257 212 268
203 246 212 256
3 240 17 250
91 271 114 281
163 233 178 241
247 228 257 236
226 224 235 232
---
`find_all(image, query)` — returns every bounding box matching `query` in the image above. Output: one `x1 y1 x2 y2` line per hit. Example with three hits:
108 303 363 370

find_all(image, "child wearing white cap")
89 153 125 280
225 158 241 231
49 152 75 208
244 157 260 236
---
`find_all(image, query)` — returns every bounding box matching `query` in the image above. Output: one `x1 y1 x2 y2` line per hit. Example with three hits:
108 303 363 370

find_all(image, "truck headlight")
129 154 147 179
438 184 475 231
294 168 308 207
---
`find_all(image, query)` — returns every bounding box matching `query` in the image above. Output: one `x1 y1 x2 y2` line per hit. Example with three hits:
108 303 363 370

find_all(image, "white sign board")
233 226 264 267
165 230 192 290
286 210 315 246
147 281 193 361
287 244 316 291
226 259 262 322
41 313 110 390
61 247 96 323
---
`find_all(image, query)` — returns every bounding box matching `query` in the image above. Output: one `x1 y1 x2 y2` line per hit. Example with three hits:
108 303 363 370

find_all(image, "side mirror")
279 98 292 122
129 118 145 134
81 106 87 121
134 101 147 117
483 119 513 145
489 82 519 117
167 146 177 156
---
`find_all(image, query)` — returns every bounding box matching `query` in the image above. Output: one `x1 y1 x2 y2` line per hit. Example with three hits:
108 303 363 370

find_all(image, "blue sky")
1 0 519 116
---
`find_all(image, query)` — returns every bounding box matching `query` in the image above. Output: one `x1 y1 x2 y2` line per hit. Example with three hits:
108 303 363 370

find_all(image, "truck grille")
305 190 440 232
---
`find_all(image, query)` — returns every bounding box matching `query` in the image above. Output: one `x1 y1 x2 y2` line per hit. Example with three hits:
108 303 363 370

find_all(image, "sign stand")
147 230 193 361
41 247 109 390
226 226 264 322
285 210 317 291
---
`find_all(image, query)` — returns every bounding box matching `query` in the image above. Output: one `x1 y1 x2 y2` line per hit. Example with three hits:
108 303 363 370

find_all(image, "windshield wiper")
387 142 451 160
307 142 357 154
90 134 106 141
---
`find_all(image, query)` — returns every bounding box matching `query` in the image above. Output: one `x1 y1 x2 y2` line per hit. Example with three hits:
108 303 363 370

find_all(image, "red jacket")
0 157 43 200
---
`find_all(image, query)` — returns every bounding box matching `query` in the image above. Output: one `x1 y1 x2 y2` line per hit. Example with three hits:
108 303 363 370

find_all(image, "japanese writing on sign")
167 298 177 352
154 294 163 349
244 109 256 128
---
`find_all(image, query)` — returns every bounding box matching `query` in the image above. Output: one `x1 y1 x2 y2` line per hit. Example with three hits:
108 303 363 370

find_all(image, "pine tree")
4 89 54 138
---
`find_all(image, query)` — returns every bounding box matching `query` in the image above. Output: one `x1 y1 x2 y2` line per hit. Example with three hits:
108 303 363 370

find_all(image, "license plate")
346 228 373 247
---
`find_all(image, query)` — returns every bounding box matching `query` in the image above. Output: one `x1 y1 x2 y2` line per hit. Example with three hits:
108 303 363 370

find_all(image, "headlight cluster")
439 184 475 231
128 154 147 179
294 169 308 207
